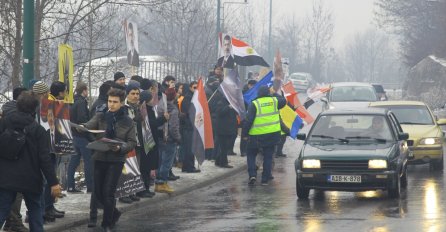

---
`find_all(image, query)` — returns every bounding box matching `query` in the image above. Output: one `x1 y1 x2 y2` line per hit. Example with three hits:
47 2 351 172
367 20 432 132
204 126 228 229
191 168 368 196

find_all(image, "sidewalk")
41 153 247 231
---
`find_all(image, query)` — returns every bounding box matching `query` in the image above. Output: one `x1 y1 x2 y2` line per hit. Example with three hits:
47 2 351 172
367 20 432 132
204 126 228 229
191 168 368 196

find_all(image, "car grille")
320 160 369 171
407 140 414 146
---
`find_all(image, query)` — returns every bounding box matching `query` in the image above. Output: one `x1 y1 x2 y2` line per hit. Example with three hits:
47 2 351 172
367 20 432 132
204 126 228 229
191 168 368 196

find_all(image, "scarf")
104 107 127 139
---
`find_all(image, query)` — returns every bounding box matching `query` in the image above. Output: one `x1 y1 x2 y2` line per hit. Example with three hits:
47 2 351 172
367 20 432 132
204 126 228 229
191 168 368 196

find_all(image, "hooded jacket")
1 100 17 117
0 111 59 193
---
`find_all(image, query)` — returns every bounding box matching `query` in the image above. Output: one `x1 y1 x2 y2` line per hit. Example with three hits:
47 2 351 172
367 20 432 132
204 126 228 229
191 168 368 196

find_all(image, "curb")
46 163 247 232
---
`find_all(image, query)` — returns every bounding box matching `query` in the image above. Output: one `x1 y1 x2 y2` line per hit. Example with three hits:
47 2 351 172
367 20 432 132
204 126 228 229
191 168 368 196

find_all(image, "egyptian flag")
219 33 269 67
189 78 214 165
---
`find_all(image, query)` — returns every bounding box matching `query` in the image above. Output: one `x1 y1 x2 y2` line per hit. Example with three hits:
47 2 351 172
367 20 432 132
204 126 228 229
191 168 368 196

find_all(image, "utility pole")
216 0 221 58
268 0 272 66
23 0 35 88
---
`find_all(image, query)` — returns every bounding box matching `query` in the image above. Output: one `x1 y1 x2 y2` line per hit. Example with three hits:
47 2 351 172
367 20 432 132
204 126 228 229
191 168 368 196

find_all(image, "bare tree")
301 0 334 81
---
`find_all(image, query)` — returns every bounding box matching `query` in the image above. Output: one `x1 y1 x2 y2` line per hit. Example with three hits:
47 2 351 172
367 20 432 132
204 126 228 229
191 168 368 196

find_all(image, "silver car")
322 82 378 111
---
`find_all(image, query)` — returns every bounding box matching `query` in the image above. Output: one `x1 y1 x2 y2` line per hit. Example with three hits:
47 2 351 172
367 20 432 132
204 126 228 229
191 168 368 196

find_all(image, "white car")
289 72 313 91
322 82 378 111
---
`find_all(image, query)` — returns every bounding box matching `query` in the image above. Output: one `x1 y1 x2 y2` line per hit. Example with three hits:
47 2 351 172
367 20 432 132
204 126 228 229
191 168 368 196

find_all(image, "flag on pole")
304 85 331 109
295 106 315 124
218 33 269 68
280 105 303 139
189 78 214 165
243 71 274 104
58 44 74 103
219 69 246 119
280 81 315 124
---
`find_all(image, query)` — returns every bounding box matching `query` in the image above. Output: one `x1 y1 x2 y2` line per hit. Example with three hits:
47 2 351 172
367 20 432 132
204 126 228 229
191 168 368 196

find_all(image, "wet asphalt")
70 141 446 232
69 98 446 232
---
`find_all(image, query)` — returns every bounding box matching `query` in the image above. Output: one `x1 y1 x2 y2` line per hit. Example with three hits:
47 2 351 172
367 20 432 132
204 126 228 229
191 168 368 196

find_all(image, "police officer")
242 86 286 186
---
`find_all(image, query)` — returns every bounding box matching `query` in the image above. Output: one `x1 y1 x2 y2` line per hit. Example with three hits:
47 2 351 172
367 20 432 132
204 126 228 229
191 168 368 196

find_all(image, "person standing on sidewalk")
119 80 142 204
67 82 93 193
180 81 201 173
0 91 62 232
242 86 286 186
155 88 181 193
1 87 29 232
84 88 136 231
214 97 237 168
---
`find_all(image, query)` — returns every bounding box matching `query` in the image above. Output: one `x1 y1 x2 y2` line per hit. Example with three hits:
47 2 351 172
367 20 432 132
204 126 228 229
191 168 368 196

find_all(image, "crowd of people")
0 65 290 232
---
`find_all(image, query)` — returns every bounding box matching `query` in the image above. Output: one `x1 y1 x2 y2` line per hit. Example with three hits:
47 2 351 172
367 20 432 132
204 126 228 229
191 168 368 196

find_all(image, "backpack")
0 123 33 160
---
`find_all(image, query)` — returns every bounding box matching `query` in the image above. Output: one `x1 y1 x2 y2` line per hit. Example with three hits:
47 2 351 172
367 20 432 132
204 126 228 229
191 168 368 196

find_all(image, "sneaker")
248 177 256 186
261 180 268 186
67 187 83 193
111 209 121 228
129 194 140 201
118 197 133 204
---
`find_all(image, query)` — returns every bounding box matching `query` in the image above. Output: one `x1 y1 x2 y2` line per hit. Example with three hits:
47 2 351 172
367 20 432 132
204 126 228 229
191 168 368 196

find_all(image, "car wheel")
296 177 310 199
431 156 444 171
401 166 408 188
388 174 401 199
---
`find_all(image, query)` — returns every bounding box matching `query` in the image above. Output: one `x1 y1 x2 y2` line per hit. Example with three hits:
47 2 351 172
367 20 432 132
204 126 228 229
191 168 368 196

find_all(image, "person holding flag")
242 86 286 186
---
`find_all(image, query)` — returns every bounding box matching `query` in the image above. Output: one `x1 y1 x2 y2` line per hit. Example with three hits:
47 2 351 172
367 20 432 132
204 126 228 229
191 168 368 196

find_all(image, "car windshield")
308 114 394 143
379 105 434 125
330 86 377 102
290 75 307 81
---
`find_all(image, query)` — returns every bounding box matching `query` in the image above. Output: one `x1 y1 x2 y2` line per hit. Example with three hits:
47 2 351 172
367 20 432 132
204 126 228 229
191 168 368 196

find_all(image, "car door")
388 112 409 169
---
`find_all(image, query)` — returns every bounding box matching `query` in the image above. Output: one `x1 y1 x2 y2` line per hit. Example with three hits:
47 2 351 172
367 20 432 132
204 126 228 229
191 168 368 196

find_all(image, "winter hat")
32 81 49 94
165 88 176 101
140 78 153 90
257 85 270 98
114 71 125 82
126 80 140 94
139 90 153 104
28 79 39 89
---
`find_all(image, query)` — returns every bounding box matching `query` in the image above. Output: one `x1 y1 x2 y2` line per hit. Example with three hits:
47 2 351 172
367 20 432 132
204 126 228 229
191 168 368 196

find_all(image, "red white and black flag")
189 78 214 165
217 33 269 68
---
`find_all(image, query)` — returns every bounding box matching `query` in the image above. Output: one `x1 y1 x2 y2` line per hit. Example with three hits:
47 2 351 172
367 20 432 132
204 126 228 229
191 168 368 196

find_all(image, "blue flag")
243 71 274 104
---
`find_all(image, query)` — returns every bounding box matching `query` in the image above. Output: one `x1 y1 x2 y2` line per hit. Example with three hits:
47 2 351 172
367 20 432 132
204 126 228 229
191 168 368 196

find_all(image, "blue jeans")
247 146 274 182
67 136 94 190
0 189 43 232
157 142 176 184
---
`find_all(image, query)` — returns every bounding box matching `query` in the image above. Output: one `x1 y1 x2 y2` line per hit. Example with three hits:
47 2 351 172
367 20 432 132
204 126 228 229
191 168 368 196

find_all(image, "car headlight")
368 159 387 169
419 138 441 145
302 159 321 169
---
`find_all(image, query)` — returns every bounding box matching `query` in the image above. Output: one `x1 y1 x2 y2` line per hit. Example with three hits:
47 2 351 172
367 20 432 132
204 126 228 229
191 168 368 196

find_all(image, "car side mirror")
296 133 306 140
437 118 446 125
398 133 409 141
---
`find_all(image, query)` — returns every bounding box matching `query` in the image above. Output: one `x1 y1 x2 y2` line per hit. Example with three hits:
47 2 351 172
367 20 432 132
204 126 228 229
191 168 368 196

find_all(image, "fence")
138 61 214 83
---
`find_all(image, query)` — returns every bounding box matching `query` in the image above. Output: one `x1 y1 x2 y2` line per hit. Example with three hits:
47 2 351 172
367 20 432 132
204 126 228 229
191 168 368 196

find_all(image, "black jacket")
215 98 238 136
180 89 194 130
0 111 58 193
70 94 90 137
146 105 166 170
90 95 108 118
242 94 287 148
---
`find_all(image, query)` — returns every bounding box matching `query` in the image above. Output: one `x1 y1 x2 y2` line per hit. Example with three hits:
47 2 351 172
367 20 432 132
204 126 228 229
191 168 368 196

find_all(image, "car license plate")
328 175 361 183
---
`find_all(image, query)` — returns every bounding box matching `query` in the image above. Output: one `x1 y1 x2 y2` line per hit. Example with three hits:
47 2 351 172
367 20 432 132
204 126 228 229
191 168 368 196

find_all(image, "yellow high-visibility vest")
249 97 281 135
